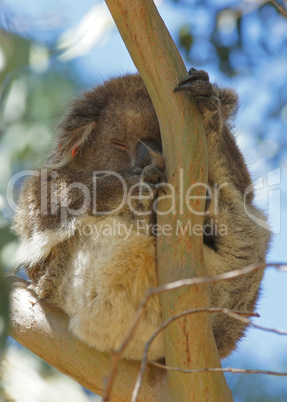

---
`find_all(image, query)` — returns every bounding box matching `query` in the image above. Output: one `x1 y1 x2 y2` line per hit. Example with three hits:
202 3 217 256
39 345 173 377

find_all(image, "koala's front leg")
174 68 270 249
175 68 252 198
175 69 271 357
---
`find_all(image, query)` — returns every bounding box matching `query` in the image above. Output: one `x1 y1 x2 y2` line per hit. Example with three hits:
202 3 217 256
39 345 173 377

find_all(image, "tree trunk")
105 0 233 400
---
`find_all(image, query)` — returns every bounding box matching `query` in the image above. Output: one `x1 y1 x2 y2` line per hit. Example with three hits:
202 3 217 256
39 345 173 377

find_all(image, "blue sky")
1 0 287 396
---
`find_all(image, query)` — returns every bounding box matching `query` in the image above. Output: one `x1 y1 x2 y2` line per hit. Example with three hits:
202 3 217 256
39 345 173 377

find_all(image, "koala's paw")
137 166 166 202
141 165 166 187
174 68 221 125
125 166 166 217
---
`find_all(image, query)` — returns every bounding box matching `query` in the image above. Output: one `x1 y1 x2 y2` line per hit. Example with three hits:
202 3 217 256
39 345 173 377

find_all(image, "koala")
13 69 270 360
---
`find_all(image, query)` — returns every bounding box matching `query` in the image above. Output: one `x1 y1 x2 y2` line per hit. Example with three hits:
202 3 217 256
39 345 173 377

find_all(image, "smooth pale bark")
105 1 232 401
8 276 166 401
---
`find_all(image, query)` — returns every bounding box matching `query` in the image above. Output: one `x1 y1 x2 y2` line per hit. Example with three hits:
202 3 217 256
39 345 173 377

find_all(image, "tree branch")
151 361 287 377
8 276 166 401
9 263 286 399
270 0 287 18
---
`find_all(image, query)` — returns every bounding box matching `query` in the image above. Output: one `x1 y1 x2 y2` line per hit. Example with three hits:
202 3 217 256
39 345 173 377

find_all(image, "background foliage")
0 0 287 400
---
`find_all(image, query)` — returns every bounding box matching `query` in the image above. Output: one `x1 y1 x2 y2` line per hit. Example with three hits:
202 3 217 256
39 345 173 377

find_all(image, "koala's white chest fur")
56 216 164 360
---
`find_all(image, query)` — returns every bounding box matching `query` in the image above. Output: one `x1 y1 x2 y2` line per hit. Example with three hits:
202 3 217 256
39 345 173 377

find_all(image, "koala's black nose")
135 140 162 169
135 142 152 168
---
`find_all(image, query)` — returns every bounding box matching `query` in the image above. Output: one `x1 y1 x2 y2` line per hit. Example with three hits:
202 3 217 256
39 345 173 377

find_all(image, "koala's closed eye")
111 139 128 152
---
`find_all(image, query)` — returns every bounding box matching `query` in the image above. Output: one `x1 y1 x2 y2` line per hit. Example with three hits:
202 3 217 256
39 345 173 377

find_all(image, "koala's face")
75 97 162 173
53 74 162 174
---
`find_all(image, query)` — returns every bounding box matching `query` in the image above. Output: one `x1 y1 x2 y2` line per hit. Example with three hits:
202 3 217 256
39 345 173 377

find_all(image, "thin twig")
150 361 287 377
102 297 150 401
103 262 287 401
270 0 287 17
131 308 259 402
132 307 287 401
226 311 287 335
220 0 287 19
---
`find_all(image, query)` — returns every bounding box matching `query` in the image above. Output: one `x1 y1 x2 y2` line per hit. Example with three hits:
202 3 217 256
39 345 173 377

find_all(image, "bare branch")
9 262 287 401
226 310 287 335
104 262 286 400
150 361 287 377
218 0 287 19
132 304 287 400
270 0 287 18
132 308 258 401
8 276 166 401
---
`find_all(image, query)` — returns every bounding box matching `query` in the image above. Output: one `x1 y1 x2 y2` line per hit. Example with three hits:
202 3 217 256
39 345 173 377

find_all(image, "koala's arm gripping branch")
105 0 232 400
8 275 166 401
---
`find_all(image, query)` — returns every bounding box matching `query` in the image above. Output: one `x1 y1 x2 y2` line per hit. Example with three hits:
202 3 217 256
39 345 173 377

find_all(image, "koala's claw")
174 68 211 94
174 68 210 92
151 167 167 183
145 182 167 195
141 165 166 185
174 68 220 117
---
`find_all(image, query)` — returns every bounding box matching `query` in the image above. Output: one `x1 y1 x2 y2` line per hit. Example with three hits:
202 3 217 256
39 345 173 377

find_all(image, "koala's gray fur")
13 70 270 360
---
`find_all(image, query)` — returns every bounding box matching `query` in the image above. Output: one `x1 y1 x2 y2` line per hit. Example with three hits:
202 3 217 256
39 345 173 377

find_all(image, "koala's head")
48 74 163 174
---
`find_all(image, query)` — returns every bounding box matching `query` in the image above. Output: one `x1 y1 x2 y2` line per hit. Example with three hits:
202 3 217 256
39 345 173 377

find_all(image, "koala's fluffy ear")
46 93 99 168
